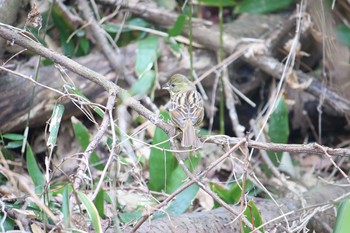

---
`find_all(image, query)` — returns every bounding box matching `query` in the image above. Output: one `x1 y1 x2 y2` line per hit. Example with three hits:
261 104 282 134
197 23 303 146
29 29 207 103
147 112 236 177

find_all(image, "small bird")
163 74 204 148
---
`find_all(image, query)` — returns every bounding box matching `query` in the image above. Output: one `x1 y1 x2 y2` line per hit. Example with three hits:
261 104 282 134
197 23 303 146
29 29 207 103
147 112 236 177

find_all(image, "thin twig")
222 70 245 137
239 139 249 232
315 144 350 184
204 135 350 157
72 88 117 191
169 140 259 233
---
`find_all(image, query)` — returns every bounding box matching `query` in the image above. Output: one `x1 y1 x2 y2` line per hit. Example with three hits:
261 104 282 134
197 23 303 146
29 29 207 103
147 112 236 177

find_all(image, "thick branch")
204 136 350 157
0 23 173 135
134 184 350 233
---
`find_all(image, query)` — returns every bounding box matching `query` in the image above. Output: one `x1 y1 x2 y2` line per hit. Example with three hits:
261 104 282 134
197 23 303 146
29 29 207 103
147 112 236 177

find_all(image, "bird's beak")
162 83 170 90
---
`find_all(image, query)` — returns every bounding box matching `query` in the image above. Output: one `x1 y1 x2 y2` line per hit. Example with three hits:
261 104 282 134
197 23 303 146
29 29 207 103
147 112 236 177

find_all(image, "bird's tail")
182 119 202 148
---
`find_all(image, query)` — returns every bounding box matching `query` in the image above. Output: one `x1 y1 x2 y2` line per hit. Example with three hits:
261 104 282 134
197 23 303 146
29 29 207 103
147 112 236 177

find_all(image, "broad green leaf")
71 117 90 149
47 104 64 148
5 141 23 149
79 37 90 55
52 7 75 56
153 183 199 219
0 213 14 231
168 15 187 37
104 192 112 204
148 112 176 192
105 18 149 46
267 96 289 166
210 180 252 208
2 133 24 140
26 144 44 194
243 200 265 233
334 199 350 233
129 70 156 96
152 155 200 218
103 24 121 33
93 189 105 218
62 185 71 228
210 182 241 207
135 36 159 77
167 155 200 193
198 0 236 7
77 192 102 233
103 18 149 33
71 117 103 170
336 25 350 47
74 29 90 57
119 210 142 224
2 133 24 149
235 0 294 14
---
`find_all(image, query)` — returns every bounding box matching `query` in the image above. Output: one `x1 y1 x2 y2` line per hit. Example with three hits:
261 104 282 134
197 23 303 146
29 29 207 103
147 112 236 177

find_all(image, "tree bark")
130 184 349 233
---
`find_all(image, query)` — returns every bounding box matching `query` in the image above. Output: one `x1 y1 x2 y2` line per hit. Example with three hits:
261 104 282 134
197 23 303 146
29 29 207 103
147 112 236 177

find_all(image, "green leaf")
135 36 159 77
52 8 75 56
62 185 71 228
153 183 199 219
93 189 105 218
0 213 15 231
2 133 24 141
130 70 156 96
77 192 102 233
235 0 294 14
168 15 187 37
153 155 200 218
336 25 350 47
104 18 149 33
148 111 176 192
104 18 150 46
210 182 241 206
26 144 44 194
334 199 350 233
119 210 142 224
167 155 200 193
47 104 65 148
267 96 289 166
79 37 90 55
243 200 265 233
71 117 103 170
210 180 253 208
198 0 236 7
5 141 23 149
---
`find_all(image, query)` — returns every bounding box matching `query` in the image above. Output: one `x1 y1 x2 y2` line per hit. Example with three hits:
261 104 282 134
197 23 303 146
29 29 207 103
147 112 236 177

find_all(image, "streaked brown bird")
163 74 204 148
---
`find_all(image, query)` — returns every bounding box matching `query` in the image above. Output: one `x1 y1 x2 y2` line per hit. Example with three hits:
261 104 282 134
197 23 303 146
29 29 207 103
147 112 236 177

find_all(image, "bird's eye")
170 83 176 88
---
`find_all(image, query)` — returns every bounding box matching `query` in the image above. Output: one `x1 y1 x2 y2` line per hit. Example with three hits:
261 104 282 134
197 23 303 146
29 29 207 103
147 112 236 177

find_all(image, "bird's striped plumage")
163 74 204 148
169 90 204 129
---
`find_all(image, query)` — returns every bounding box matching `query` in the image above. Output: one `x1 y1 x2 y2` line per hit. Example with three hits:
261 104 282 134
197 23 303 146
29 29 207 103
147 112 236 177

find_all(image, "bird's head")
162 74 195 95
